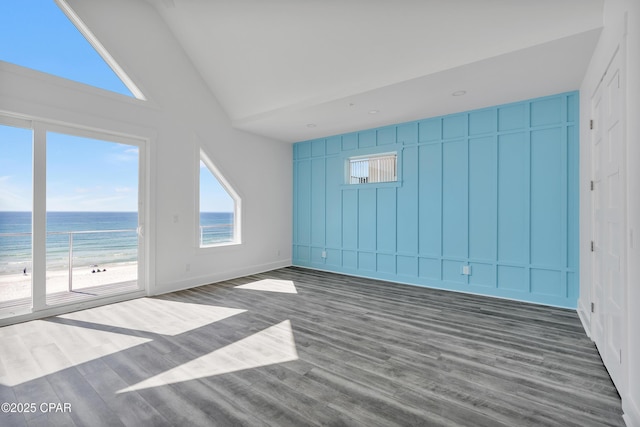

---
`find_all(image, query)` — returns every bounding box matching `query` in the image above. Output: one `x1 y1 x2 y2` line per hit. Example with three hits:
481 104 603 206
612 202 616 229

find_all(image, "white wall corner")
623 396 640 427
577 298 592 338
152 259 292 296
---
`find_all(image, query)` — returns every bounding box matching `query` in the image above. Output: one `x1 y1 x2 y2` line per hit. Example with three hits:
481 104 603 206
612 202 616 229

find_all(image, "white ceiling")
151 0 604 142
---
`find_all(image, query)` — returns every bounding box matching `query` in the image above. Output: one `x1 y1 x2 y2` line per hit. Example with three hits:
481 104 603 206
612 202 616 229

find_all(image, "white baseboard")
577 297 592 338
153 259 292 296
623 394 640 427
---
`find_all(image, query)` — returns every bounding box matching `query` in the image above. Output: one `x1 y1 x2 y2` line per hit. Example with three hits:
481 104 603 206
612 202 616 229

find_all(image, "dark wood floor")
0 267 624 426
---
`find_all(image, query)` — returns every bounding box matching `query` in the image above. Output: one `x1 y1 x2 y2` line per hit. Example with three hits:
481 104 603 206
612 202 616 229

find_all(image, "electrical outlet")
185 263 191 272
321 251 327 258
462 265 471 275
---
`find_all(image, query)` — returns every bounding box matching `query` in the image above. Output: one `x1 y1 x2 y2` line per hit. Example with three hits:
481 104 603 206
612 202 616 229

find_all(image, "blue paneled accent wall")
293 92 579 308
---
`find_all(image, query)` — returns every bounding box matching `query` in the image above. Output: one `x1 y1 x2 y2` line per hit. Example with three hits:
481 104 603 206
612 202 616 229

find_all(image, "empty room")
0 0 639 426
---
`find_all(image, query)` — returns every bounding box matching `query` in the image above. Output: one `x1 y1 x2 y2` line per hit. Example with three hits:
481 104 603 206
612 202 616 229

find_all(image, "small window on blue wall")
348 153 397 184
199 150 241 247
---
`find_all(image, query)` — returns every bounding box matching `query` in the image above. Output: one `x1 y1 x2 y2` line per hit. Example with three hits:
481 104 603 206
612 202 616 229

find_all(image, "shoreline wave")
0 260 138 277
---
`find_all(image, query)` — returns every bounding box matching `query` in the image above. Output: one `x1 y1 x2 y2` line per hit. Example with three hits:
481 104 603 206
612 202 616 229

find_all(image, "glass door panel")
0 124 33 314
45 131 140 304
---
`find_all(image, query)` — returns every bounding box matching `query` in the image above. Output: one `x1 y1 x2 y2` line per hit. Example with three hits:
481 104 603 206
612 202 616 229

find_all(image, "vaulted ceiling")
149 0 603 142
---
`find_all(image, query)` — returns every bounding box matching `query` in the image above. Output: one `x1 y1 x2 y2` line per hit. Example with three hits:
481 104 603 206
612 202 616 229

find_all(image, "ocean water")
200 211 234 246
0 211 233 275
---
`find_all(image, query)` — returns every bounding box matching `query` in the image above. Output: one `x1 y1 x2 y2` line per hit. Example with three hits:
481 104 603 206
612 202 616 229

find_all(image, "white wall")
1 0 637 420
0 0 292 298
580 0 640 425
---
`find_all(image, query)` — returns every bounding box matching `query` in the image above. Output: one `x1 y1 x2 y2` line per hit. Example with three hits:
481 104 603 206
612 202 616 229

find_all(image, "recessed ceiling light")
452 90 467 96
368 110 379 114
306 123 316 128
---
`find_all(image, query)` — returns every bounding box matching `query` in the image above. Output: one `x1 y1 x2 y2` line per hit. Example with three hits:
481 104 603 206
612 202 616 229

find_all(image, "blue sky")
0 0 233 213
0 126 32 211
46 133 140 212
0 126 140 212
0 0 132 96
200 162 234 213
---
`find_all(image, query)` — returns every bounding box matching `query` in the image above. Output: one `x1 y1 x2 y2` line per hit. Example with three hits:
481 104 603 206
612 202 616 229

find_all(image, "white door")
591 49 625 391
591 78 605 349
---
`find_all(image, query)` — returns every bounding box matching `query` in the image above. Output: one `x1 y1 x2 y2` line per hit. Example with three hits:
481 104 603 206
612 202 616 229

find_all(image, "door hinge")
591 241 595 252
591 302 595 313
619 348 622 363
590 119 594 130
590 180 594 191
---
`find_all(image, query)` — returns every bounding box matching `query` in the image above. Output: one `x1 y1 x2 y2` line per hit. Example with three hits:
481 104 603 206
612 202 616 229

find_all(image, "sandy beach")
0 262 138 301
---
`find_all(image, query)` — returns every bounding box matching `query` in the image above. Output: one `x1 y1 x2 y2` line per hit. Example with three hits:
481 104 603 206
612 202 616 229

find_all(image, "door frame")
0 113 150 325
589 44 628 393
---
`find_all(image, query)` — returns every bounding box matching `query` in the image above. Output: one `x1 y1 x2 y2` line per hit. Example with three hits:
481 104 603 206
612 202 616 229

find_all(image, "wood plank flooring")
0 267 624 426
0 281 140 314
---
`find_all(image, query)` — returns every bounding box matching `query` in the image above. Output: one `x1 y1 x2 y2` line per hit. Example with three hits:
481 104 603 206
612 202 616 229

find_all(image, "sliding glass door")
44 130 142 305
0 121 33 314
0 118 145 319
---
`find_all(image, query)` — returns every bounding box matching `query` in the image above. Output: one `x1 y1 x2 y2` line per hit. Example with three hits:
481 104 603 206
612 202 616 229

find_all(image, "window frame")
0 112 148 317
197 149 242 248
55 0 146 100
342 148 402 188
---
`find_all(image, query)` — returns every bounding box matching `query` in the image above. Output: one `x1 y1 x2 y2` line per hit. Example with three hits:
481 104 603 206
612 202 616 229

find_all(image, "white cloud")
111 154 137 163
47 191 136 212
0 176 31 211
109 147 139 163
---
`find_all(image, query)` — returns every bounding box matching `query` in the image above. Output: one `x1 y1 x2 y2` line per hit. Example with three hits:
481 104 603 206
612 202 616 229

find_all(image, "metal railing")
0 228 137 292
199 223 233 246
349 154 397 184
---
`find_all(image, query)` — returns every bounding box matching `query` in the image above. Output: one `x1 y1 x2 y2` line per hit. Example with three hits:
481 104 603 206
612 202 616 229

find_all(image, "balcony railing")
349 154 397 184
199 223 233 246
0 228 137 292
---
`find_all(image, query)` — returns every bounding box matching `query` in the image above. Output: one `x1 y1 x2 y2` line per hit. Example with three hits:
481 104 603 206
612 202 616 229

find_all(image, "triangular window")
199 151 241 247
0 0 144 99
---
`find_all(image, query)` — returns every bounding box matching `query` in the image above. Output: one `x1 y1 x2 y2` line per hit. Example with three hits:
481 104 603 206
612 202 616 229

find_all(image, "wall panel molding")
293 92 579 308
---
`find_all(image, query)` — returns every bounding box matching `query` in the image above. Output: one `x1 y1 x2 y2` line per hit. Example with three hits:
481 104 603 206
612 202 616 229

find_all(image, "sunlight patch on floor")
234 279 298 294
118 319 298 393
0 298 247 387
0 319 151 387
59 298 247 336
